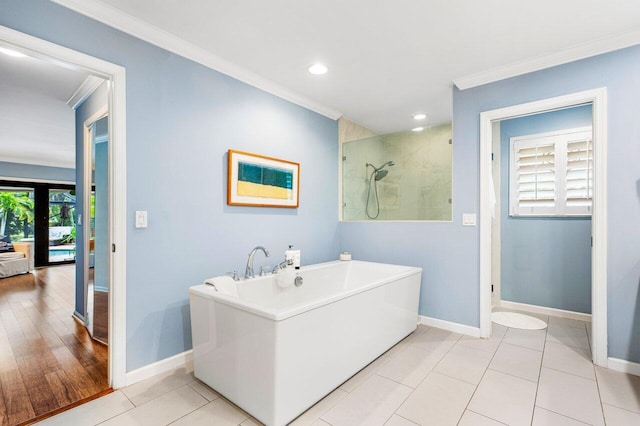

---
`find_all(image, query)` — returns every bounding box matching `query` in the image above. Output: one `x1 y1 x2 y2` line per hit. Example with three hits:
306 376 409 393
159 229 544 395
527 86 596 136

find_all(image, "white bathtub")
189 260 421 426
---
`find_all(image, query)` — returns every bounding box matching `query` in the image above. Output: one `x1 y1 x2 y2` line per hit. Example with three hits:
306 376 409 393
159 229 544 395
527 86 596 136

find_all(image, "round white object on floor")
492 311 547 330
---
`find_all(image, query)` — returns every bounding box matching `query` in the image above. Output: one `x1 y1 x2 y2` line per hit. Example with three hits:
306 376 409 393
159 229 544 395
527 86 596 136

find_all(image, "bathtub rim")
189 260 422 321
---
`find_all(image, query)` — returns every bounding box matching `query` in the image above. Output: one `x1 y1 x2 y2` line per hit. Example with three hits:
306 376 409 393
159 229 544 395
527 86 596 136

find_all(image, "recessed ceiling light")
412 127 424 132
0 47 27 58
412 113 427 120
308 63 328 75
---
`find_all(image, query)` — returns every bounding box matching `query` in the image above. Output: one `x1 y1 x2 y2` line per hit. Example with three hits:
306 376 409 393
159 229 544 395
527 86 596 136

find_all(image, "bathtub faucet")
245 246 271 279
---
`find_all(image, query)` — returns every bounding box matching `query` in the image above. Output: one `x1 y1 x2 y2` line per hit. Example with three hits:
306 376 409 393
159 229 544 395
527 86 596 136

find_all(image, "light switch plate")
462 213 476 226
135 211 148 228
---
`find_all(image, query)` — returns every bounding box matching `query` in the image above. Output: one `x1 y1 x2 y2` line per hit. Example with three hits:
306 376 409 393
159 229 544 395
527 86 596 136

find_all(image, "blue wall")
0 161 74 182
3 0 339 371
454 46 640 363
500 106 592 313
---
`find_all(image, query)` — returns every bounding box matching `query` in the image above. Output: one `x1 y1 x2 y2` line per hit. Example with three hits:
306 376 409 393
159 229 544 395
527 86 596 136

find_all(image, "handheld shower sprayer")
365 160 395 218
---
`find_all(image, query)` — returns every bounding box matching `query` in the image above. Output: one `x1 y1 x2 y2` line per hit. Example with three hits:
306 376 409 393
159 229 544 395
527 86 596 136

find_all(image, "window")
510 127 592 217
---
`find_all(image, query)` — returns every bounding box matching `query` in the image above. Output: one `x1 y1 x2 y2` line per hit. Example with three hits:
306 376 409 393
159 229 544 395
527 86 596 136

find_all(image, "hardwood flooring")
0 266 109 426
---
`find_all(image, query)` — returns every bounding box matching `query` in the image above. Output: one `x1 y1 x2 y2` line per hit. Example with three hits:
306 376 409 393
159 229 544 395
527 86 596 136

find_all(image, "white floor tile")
532 407 589 425
339 352 391 393
100 385 207 426
457 333 503 354
290 388 348 426
491 323 509 339
169 398 249 426
396 372 475 426
312 420 331 426
489 342 542 382
376 345 440 388
458 410 505 425
542 341 594 380
602 403 640 426
36 391 134 426
468 369 537 426
121 364 195 406
406 327 461 360
502 327 547 351
434 343 494 385
595 366 640 413
545 323 590 350
384 414 419 425
188 379 220 401
240 418 263 426
536 367 604 426
322 374 412 426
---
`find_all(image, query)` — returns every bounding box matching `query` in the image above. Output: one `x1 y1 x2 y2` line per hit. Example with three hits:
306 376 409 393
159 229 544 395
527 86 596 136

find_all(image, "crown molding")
51 0 342 120
67 74 104 110
454 28 640 90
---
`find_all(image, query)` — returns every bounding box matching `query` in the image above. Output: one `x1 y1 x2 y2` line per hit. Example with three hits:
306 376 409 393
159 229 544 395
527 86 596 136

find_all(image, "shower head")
374 169 389 181
367 160 396 172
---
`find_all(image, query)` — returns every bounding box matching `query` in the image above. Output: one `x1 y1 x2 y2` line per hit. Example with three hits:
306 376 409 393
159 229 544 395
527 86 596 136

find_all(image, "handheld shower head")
374 169 389 181
367 160 396 172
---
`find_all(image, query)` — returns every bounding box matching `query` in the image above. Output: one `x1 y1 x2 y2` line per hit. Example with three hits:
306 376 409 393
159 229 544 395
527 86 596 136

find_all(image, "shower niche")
341 123 452 221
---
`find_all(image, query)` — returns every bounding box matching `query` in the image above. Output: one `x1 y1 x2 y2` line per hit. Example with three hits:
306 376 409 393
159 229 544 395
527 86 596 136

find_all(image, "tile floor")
37 311 640 425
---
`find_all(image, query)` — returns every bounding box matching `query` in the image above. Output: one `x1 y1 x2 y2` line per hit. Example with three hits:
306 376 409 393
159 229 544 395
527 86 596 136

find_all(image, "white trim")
607 357 640 377
479 88 608 366
454 29 640 90
67 75 104 110
0 25 128 388
419 315 481 338
497 300 592 322
125 350 193 386
83 106 108 333
51 0 342 121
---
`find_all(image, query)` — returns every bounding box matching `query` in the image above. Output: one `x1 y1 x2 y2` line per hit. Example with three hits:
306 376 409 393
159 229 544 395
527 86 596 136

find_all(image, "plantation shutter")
565 133 593 214
511 137 556 216
509 127 592 217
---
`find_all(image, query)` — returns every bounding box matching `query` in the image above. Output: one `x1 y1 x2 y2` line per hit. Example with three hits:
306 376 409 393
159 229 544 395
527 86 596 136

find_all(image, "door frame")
479 88 608 367
0 25 128 387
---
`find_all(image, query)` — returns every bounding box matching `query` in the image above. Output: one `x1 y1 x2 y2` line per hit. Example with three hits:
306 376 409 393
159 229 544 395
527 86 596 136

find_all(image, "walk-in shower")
342 123 452 221
366 161 395 218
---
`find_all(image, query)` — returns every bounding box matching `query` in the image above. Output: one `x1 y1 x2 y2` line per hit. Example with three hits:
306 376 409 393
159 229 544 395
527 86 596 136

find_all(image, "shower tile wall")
342 123 452 221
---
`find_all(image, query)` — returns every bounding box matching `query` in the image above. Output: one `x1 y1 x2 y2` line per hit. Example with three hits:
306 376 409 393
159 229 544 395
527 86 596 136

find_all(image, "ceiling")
0 47 97 168
57 1 640 134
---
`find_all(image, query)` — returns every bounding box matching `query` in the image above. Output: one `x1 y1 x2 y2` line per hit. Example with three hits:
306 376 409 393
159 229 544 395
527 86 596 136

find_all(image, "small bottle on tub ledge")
340 251 352 261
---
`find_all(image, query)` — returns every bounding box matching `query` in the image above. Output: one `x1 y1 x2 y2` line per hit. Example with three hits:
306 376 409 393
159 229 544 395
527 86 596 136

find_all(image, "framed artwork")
227 149 300 208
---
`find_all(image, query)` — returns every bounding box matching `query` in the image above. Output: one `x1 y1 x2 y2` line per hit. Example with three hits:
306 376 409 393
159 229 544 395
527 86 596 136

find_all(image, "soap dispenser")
285 245 301 269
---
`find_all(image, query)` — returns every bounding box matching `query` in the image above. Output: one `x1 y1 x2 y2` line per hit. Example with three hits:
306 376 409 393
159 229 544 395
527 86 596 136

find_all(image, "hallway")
0 266 109 425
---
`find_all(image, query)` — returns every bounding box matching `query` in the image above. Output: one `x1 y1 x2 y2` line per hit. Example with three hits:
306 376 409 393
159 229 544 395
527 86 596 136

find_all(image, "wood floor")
0 266 109 426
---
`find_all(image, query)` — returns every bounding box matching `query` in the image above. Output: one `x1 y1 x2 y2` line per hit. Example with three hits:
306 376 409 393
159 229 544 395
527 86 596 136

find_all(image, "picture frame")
227 149 300 208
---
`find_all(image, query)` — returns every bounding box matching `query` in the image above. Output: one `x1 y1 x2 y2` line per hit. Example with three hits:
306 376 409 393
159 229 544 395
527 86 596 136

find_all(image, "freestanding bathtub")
189 260 421 426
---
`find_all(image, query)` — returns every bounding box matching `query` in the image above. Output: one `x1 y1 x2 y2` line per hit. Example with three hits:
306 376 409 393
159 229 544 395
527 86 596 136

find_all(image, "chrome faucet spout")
245 246 270 279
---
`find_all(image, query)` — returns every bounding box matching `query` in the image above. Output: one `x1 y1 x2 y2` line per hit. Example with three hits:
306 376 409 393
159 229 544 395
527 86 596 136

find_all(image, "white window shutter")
509 127 592 217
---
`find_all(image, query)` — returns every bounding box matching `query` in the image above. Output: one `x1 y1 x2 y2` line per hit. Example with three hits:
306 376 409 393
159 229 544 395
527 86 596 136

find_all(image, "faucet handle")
260 265 270 276
226 271 240 281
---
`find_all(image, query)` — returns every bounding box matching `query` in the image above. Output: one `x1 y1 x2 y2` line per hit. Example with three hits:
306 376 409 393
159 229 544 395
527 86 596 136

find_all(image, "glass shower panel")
342 123 452 221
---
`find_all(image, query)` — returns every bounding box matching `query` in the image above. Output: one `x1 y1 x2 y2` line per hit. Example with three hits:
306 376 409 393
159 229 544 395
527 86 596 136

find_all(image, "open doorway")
0 25 126 424
479 89 608 367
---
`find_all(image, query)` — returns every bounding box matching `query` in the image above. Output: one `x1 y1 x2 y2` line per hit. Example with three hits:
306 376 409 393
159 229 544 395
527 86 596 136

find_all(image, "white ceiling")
57 0 640 134
0 49 93 168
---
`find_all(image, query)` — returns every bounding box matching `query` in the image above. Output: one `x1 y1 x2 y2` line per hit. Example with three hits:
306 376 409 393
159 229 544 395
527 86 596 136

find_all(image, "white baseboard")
497 300 592 322
607 357 640 377
125 350 193 387
419 315 481 338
